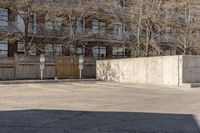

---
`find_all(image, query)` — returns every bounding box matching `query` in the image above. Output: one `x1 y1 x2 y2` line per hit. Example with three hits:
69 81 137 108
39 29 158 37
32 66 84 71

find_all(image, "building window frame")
115 22 125 39
45 43 63 56
0 41 8 57
45 17 62 31
92 45 107 58
0 8 8 27
112 46 125 58
17 42 25 53
92 19 106 34
77 46 85 56
29 13 36 33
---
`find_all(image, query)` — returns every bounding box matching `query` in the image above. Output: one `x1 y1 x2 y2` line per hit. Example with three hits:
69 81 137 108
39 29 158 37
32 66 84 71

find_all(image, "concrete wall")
97 55 200 86
182 56 200 83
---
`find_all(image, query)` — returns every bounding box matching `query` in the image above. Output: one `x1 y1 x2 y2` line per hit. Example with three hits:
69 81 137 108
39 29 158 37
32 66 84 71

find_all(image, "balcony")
158 34 178 45
81 29 128 42
0 21 130 43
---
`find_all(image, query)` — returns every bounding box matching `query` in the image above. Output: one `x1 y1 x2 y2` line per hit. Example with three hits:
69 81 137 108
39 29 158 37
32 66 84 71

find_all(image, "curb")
0 79 99 85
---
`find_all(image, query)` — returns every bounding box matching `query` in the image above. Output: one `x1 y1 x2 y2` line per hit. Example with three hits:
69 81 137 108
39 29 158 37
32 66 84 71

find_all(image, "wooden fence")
82 57 96 78
0 55 96 80
0 57 15 80
56 56 79 79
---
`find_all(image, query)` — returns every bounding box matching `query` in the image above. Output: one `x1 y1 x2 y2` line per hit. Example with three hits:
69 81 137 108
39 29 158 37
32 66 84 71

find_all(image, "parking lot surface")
0 81 200 133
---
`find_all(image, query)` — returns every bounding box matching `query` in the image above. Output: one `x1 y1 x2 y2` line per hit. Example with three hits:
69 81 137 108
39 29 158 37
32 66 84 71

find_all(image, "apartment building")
2 0 199 59
0 0 133 59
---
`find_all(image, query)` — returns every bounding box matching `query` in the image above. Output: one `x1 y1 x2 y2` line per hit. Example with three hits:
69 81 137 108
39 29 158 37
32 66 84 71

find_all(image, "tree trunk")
137 0 143 54
24 17 29 55
145 27 150 57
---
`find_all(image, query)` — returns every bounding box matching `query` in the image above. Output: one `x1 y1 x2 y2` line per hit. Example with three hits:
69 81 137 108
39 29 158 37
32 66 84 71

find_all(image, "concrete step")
181 83 200 88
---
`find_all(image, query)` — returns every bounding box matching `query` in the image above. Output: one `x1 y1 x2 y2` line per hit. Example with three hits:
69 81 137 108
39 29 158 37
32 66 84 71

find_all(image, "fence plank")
2 68 15 80
15 64 38 79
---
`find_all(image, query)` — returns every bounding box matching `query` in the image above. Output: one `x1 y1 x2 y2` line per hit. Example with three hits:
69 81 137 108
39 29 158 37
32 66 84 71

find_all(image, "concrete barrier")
96 55 200 86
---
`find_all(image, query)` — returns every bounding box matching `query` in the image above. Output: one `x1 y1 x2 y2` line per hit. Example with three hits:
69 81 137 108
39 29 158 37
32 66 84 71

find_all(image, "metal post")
41 68 43 80
79 55 83 79
79 69 82 79
40 54 45 80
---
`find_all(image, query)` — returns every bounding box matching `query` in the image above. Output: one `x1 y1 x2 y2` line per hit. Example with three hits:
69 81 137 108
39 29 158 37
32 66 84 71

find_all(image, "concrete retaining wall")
182 56 200 83
96 56 200 86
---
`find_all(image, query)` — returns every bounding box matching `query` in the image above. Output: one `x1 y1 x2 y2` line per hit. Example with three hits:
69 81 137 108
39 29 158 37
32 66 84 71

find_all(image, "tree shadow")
0 110 199 133
97 61 122 81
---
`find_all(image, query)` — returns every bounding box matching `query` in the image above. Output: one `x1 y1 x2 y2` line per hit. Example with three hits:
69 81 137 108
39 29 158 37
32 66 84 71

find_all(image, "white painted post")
40 68 44 80
40 54 45 80
79 55 84 79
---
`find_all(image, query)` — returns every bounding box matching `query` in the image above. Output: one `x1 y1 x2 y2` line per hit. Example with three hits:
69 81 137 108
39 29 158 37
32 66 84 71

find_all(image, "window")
115 23 125 39
76 18 84 33
70 45 76 56
45 44 54 56
29 13 36 32
17 42 25 53
17 42 36 55
68 18 84 34
92 46 99 57
0 41 8 57
80 0 85 5
0 8 8 27
92 19 106 34
28 43 36 55
45 44 62 56
165 49 176 55
113 46 125 58
92 45 106 58
17 11 25 32
16 11 36 32
99 46 106 58
165 27 176 35
77 47 85 56
55 44 62 56
119 0 125 6
45 17 62 31
68 45 86 56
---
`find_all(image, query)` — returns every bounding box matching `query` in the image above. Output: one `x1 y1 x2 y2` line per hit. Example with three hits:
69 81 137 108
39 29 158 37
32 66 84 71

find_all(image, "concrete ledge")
0 79 99 85
181 83 200 88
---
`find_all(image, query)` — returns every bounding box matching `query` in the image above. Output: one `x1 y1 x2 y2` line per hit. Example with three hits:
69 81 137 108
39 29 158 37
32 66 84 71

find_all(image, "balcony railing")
159 34 178 45
0 23 129 42
82 29 127 42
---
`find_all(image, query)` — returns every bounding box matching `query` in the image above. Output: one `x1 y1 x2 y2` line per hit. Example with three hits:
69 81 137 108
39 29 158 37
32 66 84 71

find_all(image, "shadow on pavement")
0 110 199 133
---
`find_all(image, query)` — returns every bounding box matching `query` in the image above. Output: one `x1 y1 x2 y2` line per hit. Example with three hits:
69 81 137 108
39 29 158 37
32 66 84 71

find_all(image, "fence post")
79 55 83 79
14 54 17 80
40 54 45 80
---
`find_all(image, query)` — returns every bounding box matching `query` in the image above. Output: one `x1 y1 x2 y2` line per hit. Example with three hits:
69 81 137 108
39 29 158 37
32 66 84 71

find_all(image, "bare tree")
166 0 200 55
58 0 132 56
133 0 167 57
0 0 61 55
